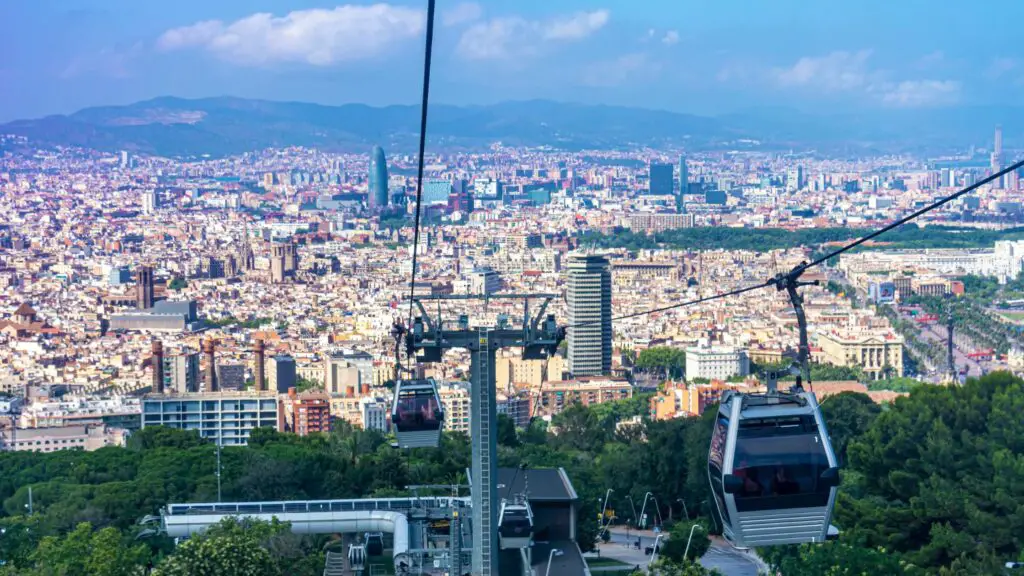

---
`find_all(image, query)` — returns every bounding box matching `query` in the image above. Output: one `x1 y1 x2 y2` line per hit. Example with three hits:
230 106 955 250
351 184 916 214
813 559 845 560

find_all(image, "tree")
153 518 307 576
636 347 687 379
496 414 519 447
659 520 711 563
638 557 722 575
24 522 149 576
819 392 881 466
168 277 187 291
764 542 918 575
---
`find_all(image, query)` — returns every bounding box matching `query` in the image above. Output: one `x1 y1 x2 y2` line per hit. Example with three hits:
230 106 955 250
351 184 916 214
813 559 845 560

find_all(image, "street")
597 529 765 575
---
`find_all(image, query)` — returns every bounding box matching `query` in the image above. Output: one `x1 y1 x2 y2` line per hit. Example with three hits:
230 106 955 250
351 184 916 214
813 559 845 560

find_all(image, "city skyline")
3 1 1024 122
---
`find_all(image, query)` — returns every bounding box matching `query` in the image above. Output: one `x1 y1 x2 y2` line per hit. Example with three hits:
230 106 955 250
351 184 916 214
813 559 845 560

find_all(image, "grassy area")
586 557 633 567
997 311 1024 322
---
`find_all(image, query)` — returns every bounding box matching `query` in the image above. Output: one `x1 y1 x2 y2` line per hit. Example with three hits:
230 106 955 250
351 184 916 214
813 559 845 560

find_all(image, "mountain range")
1 96 1020 157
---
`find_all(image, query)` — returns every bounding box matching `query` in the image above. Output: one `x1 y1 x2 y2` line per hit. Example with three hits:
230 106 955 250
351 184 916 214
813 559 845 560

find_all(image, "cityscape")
2 1 1024 576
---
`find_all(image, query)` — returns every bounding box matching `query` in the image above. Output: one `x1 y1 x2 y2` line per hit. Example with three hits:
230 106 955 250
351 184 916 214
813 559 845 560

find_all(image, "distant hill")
1 96 1022 157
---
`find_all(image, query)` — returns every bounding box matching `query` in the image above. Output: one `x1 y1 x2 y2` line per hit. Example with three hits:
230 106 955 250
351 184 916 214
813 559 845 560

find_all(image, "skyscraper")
368 145 389 209
993 125 1004 189
566 254 612 377
135 266 154 310
649 163 673 196
678 155 689 213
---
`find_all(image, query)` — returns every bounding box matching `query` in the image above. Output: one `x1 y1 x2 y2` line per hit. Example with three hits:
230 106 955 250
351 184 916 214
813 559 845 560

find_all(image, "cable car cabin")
391 379 444 449
498 499 534 549
364 532 384 556
707 390 840 548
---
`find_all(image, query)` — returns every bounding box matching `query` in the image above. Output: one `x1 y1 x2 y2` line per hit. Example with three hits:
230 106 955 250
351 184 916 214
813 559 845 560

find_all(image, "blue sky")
2 0 1023 122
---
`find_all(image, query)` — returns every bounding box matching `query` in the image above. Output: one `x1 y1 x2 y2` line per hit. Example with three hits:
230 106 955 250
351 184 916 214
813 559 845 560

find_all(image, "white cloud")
442 2 482 27
774 50 873 91
880 80 961 107
456 9 609 61
156 4 424 67
661 30 679 45
987 57 1017 79
581 52 660 87
770 50 961 107
542 10 609 40
61 43 143 79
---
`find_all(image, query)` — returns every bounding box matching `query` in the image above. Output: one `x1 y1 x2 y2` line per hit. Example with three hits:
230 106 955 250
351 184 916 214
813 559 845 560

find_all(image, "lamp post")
638 492 653 530
649 495 664 528
676 498 689 520
600 489 613 527
544 549 563 576
683 524 704 560
626 495 639 526
648 534 664 566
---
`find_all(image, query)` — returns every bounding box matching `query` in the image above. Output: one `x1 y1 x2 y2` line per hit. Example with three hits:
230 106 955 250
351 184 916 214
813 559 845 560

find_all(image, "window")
708 413 731 526
731 415 831 512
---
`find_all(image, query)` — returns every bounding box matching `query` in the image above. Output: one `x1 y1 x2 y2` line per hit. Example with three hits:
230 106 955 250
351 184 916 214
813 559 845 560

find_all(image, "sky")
2 0 1024 122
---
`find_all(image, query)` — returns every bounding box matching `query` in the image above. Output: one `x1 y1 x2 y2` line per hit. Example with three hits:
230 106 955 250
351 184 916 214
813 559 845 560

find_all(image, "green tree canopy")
636 347 687 379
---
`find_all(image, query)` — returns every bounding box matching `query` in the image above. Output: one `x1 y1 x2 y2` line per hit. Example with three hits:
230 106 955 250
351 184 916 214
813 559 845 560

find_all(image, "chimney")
360 382 370 396
151 340 164 394
253 339 266 392
202 339 218 393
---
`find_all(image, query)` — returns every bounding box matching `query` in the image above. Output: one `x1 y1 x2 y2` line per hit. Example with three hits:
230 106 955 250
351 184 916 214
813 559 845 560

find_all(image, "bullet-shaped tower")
253 339 266 392
151 340 164 394
202 339 218 393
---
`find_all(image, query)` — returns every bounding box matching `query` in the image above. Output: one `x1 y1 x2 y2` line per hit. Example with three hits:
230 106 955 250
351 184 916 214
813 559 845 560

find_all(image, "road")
599 529 764 575
915 320 987 378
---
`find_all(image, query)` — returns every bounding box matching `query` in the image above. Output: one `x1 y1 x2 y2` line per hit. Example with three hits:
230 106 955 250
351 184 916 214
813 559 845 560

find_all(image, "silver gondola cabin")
707 385 840 548
498 497 534 549
391 378 444 449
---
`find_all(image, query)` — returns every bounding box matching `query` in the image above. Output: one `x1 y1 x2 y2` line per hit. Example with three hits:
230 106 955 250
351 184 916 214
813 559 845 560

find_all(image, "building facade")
685 346 750 381
141 392 280 446
368 146 389 209
566 254 612 377
815 329 904 380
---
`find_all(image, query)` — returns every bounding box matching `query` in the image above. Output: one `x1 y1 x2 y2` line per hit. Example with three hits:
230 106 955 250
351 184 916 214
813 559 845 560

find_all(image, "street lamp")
544 548 563 576
683 524 704 560
649 534 664 566
649 495 664 528
676 498 689 520
600 489 613 526
638 492 653 529
625 495 639 526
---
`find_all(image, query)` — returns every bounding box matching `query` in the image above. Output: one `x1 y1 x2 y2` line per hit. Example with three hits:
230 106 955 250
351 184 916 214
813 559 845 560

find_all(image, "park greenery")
635 346 687 379
579 225 1024 254
204 316 273 329
0 374 1022 574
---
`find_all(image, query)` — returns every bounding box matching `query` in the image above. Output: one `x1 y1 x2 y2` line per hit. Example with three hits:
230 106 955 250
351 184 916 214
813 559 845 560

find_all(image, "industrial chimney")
202 339 218 393
151 340 164 394
253 339 266 392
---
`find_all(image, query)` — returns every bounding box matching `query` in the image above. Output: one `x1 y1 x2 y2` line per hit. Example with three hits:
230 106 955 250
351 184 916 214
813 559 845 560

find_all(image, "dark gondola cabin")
391 379 444 449
707 389 840 548
498 499 534 549
364 532 384 556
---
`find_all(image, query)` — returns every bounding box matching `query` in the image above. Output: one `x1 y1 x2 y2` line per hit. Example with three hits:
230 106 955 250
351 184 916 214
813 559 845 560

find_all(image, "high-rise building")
648 163 673 196
678 155 689 213
163 352 200 394
993 125 1005 188
135 266 154 310
566 254 612 377
423 179 452 205
142 190 158 215
269 354 297 393
368 146 389 209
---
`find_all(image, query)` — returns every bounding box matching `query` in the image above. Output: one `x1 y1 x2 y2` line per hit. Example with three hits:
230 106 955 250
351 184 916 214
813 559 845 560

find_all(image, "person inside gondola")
733 459 763 496
771 466 800 495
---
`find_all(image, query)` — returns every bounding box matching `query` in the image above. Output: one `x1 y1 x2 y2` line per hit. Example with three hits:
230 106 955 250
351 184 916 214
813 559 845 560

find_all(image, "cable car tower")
399 293 564 576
